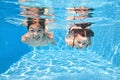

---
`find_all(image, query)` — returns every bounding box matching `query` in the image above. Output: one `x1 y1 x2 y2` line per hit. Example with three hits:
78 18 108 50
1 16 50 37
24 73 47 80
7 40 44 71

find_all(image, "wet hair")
27 18 45 30
71 28 94 48
75 22 93 29
69 22 94 48
70 29 94 37
73 7 94 11
39 19 45 30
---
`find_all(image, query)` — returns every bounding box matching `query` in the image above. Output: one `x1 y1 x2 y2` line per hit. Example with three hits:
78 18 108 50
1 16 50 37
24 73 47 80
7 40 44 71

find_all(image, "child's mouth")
33 36 40 40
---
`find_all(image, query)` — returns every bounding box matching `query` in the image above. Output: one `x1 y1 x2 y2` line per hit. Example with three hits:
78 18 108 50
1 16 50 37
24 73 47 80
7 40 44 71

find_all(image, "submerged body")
65 23 94 49
21 23 55 47
22 32 54 46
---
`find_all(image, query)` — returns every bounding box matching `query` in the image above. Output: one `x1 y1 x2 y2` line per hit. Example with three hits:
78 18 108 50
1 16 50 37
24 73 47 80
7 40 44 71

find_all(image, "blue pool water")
0 0 120 80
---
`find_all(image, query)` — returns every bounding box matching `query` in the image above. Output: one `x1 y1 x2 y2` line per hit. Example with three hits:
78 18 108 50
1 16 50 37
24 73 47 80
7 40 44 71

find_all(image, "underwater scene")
0 0 120 80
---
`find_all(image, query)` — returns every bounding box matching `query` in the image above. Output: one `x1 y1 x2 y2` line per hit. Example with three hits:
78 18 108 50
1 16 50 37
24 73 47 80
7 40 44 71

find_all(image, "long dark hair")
75 22 93 29
27 18 45 30
70 29 94 37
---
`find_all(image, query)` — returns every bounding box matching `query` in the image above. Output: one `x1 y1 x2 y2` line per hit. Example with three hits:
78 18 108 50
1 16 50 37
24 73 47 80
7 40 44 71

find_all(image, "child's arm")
45 30 54 39
45 31 55 45
21 33 29 43
65 34 74 46
22 20 28 26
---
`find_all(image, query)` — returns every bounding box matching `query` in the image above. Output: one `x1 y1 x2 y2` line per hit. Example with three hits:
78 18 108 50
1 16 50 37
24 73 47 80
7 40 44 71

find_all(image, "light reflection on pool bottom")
0 50 120 80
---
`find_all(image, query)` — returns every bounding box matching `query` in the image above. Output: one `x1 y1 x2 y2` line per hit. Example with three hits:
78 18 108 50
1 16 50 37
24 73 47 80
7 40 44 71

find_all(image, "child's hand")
21 37 27 42
21 34 29 42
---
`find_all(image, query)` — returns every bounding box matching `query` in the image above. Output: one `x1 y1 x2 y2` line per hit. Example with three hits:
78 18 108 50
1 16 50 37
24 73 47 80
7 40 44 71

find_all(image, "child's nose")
34 32 38 35
78 44 83 48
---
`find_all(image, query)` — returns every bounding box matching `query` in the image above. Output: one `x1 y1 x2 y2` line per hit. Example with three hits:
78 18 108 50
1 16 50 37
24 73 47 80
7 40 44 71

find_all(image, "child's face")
29 24 44 40
74 34 89 49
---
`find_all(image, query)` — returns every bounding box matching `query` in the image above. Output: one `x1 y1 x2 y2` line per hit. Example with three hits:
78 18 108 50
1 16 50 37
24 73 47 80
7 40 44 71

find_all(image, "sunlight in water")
0 49 120 80
0 0 120 80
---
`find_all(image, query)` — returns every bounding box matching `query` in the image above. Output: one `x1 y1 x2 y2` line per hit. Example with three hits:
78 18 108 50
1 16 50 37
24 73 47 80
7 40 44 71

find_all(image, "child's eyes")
78 41 87 45
82 42 86 45
77 41 81 44
30 30 34 32
29 29 43 33
38 29 42 32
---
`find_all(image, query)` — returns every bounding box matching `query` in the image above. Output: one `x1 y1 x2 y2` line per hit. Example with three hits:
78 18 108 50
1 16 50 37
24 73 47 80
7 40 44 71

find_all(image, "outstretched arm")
65 34 74 46
45 31 56 45
21 33 29 43
45 30 54 39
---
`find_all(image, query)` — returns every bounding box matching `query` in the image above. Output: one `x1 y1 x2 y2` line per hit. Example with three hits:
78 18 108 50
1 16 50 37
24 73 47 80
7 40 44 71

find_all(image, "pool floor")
0 50 119 80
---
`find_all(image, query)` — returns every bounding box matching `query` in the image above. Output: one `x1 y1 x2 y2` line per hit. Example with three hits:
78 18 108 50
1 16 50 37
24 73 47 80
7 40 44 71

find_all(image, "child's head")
28 23 45 40
27 18 45 30
70 28 94 49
